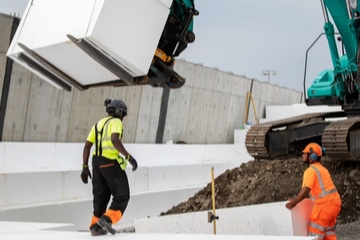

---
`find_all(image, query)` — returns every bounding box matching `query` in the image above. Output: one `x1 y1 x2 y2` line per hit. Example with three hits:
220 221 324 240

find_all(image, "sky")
0 0 335 92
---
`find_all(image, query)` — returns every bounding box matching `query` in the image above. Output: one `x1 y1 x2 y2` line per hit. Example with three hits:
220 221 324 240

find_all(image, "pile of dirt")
161 158 360 225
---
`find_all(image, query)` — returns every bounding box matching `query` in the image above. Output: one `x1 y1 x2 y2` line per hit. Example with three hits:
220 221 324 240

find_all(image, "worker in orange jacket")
286 142 341 240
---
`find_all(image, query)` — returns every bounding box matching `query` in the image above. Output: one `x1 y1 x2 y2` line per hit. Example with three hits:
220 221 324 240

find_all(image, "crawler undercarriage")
245 112 360 161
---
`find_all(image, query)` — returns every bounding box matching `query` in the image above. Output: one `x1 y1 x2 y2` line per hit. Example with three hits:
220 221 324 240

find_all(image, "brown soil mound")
161 158 360 224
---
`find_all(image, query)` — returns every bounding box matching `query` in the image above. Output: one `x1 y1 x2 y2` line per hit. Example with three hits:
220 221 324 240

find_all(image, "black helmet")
105 99 127 118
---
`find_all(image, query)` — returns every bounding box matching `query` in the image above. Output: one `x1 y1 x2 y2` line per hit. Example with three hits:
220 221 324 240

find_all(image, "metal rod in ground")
211 167 217 234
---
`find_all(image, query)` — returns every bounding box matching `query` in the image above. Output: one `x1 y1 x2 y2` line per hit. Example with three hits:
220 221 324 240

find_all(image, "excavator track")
245 111 347 160
322 116 360 160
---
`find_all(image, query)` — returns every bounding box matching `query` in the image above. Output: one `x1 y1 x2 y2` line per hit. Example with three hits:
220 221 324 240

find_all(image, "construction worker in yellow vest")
81 98 138 236
286 142 341 240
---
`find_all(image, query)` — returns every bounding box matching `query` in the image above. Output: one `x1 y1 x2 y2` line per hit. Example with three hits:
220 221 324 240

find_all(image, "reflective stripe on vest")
95 117 113 157
99 121 117 152
309 165 337 201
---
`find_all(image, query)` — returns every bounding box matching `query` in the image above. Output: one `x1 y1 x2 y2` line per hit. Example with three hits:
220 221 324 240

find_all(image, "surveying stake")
208 167 219 234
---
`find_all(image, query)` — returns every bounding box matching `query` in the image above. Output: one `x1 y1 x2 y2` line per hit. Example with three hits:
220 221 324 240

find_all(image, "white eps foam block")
135 200 314 237
7 0 172 88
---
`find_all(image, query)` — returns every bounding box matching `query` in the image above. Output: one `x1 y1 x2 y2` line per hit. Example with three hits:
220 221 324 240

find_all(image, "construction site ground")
161 158 360 238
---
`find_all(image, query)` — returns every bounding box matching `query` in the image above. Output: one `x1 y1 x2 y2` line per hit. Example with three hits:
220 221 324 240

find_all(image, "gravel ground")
336 220 360 239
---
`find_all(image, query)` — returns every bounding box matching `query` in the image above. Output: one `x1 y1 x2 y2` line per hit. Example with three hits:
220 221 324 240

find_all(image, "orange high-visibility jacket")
302 162 341 206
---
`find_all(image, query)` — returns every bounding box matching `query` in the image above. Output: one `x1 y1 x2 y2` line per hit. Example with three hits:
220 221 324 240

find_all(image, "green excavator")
246 0 360 161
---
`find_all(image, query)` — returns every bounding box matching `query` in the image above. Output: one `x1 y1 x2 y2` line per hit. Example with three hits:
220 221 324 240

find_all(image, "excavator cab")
305 0 360 116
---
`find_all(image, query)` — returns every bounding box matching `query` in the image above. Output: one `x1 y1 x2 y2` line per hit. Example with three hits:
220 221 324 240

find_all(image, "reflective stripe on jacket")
302 162 341 206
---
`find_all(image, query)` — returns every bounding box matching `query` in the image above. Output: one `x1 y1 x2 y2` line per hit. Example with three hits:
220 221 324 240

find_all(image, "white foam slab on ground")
0 221 316 240
135 200 313 236
0 142 248 231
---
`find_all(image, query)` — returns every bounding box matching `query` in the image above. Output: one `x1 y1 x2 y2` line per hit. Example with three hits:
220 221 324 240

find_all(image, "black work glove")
127 155 138 171
81 165 92 184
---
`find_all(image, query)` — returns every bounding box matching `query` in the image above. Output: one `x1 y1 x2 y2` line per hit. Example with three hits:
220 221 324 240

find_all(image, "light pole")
262 70 277 83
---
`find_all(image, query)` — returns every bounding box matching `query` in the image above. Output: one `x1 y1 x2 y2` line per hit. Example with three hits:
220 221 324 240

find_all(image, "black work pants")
91 156 130 218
